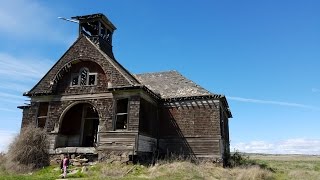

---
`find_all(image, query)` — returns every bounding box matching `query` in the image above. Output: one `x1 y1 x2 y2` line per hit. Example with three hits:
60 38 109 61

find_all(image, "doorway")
57 103 99 147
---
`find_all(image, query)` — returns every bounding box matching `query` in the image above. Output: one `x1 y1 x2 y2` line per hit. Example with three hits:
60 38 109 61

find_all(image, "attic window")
114 98 129 130
70 67 97 86
37 102 49 128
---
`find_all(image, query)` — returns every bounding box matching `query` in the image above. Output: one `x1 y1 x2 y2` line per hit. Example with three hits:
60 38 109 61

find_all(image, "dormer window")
71 67 97 86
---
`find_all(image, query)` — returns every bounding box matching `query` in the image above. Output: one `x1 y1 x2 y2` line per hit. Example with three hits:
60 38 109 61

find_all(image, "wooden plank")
137 135 157 152
158 137 222 157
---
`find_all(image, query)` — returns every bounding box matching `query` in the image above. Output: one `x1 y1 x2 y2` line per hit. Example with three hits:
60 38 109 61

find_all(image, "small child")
61 154 69 178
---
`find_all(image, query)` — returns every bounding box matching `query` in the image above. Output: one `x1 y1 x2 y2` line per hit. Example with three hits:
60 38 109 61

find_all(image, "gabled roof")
25 35 140 96
135 71 213 99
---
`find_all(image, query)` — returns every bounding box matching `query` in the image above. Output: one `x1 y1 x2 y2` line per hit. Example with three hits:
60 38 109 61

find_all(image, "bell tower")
72 13 117 59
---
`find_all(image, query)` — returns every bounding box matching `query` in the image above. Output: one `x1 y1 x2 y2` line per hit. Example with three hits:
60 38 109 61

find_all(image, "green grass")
250 155 320 180
1 154 320 179
0 165 88 180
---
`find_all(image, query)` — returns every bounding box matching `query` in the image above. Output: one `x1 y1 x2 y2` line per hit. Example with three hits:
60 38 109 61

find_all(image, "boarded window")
115 99 128 130
37 102 49 128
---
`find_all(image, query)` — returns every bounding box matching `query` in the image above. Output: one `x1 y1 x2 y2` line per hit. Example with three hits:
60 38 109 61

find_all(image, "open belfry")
18 13 232 164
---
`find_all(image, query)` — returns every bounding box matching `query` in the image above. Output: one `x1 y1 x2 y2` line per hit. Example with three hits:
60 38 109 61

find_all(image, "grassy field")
249 154 320 179
0 154 320 179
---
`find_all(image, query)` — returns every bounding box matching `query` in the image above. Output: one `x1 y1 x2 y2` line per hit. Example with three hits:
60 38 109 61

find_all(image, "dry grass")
100 162 134 178
145 161 273 180
231 166 273 180
250 154 320 180
0 153 319 179
5 125 49 173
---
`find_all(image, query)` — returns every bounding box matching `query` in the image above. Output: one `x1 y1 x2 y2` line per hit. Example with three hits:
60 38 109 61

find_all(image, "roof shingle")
135 71 213 99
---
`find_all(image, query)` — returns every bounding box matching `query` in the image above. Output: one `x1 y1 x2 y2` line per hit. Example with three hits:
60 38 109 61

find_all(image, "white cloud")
0 0 49 34
0 0 76 44
0 52 51 108
231 138 320 155
0 52 52 80
0 92 25 101
0 130 17 153
0 82 31 93
228 96 320 110
0 52 51 106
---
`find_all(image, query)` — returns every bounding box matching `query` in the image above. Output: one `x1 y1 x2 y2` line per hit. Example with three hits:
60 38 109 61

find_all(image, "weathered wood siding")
20 102 38 128
159 137 221 158
137 134 157 152
159 100 222 159
220 106 230 157
97 131 137 153
139 98 158 137
128 96 140 131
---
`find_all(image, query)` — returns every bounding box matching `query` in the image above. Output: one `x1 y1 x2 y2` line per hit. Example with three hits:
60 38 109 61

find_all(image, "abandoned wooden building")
18 13 232 164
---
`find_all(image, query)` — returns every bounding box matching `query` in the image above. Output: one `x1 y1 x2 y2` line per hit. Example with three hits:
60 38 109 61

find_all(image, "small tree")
5 125 49 172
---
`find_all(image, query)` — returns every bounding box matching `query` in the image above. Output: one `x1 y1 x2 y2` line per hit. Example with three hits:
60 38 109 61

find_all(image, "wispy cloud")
0 91 28 105
0 82 31 93
0 52 52 81
231 138 320 155
0 52 49 107
0 0 72 43
228 96 320 110
0 130 17 153
0 92 26 100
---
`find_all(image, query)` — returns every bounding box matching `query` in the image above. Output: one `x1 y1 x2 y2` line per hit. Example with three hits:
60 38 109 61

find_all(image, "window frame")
70 73 80 87
88 72 98 86
36 102 49 128
70 67 98 87
113 98 129 131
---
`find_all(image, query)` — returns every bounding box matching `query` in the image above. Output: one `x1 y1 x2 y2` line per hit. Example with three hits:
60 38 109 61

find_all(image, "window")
37 102 49 128
114 98 129 130
71 74 79 86
70 67 97 86
88 73 97 85
80 68 88 85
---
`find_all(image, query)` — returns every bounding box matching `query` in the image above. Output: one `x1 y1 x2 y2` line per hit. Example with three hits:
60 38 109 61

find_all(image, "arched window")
71 67 97 86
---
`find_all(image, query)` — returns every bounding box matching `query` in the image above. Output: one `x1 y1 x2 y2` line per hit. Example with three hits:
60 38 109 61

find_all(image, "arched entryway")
56 103 99 147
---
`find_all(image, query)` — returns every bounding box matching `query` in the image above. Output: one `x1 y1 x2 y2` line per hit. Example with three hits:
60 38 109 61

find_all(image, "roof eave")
108 85 161 100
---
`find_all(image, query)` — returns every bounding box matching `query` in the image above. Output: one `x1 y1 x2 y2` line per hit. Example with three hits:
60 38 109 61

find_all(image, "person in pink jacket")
61 154 69 178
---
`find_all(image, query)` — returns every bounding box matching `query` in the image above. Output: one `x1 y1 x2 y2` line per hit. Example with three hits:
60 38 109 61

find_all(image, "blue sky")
1 0 320 154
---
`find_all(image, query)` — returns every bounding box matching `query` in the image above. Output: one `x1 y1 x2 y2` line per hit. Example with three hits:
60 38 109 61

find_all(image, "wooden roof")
135 71 213 99
135 71 232 117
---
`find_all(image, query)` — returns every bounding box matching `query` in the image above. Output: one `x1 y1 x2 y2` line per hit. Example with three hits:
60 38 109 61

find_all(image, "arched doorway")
56 103 99 147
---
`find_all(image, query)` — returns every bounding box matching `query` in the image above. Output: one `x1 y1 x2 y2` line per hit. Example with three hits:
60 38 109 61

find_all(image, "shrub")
229 151 250 167
0 152 6 173
5 125 49 172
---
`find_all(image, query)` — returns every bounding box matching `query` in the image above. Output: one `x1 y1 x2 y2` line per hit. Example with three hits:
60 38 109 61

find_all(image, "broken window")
80 68 88 85
70 67 97 86
88 73 97 85
71 73 79 86
115 98 129 130
37 102 49 128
